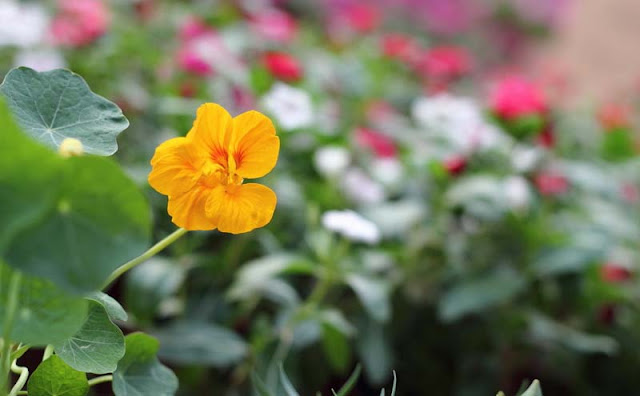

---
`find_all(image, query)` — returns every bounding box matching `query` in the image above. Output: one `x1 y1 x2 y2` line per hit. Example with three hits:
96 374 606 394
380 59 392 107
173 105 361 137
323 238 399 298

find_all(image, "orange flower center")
200 151 244 188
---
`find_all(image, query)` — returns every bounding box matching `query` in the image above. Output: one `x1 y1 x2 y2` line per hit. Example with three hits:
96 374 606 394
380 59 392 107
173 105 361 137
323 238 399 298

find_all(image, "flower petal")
187 103 234 167
231 111 280 179
167 185 217 231
148 137 206 196
205 183 277 234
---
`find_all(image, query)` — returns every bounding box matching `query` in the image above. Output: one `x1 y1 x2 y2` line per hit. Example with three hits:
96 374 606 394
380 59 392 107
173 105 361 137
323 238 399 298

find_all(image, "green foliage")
53 301 125 374
153 321 247 367
0 263 87 345
0 67 129 156
519 380 543 396
27 355 89 396
112 333 178 396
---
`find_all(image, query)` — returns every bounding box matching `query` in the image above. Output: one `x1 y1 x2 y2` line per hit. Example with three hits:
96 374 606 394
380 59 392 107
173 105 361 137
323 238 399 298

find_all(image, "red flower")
601 262 632 283
444 155 467 176
597 103 632 131
536 127 555 148
263 52 303 82
380 33 419 63
248 9 297 43
355 127 397 159
415 46 472 82
534 172 568 196
489 75 547 120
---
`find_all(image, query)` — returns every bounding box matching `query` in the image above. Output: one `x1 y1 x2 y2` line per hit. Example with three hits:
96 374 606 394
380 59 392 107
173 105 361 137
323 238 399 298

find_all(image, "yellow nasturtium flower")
149 103 280 233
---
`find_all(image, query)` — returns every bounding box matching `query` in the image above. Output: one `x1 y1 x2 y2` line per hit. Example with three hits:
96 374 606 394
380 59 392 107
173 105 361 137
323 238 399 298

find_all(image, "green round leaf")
5 155 150 294
0 67 129 156
113 332 178 396
27 355 89 396
0 99 63 253
54 301 125 374
0 263 88 346
87 291 128 322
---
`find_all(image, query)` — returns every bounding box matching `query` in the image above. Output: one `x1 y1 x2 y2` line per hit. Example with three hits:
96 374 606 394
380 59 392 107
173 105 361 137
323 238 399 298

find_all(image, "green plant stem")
9 360 27 396
102 228 188 289
88 375 113 386
0 272 21 396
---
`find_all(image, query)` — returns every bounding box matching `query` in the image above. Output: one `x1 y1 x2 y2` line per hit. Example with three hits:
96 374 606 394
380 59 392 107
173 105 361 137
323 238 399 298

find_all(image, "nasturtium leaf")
153 321 247 367
0 263 87 345
0 99 63 253
112 332 178 396
27 355 89 396
54 301 125 374
0 67 129 155
5 155 150 294
87 291 128 322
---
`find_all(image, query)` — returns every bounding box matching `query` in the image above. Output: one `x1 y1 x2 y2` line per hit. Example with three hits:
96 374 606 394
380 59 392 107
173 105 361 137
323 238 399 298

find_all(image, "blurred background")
3 0 640 395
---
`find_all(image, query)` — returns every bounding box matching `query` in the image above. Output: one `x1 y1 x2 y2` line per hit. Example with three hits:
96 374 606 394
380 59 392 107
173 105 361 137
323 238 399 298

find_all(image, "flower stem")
102 228 188 289
0 272 21 396
88 375 113 386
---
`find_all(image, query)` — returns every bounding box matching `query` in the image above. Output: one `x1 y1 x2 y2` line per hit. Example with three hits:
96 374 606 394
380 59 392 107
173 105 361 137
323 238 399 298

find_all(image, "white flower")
411 94 508 154
0 1 48 48
261 82 313 130
14 48 66 71
321 210 381 244
341 168 385 204
511 145 543 173
504 176 531 212
370 158 403 187
313 146 351 178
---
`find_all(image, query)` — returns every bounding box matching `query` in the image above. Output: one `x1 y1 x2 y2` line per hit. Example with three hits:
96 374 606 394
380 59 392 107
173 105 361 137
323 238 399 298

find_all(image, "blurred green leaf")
27 355 88 396
154 321 247 367
279 365 301 396
332 364 361 396
0 263 87 346
54 301 125 374
438 269 526 322
125 257 186 321
322 321 351 372
527 313 618 355
0 67 129 156
5 155 150 294
346 274 391 323
356 318 392 385
112 332 178 396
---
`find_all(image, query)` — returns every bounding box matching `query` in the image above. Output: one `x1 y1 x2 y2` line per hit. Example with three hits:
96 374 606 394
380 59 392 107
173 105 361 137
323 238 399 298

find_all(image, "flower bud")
59 137 84 157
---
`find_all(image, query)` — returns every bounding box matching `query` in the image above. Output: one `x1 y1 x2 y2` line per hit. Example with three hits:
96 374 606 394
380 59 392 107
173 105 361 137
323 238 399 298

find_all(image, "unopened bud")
59 138 84 158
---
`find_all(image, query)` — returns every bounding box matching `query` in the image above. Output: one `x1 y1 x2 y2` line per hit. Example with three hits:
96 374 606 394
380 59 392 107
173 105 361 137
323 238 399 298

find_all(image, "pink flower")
340 4 381 33
248 9 297 43
601 262 632 283
621 183 639 203
177 44 213 76
263 52 303 82
534 172 568 196
414 45 472 82
597 103 632 131
490 75 547 120
380 33 419 63
50 0 110 47
179 17 211 41
536 127 555 148
355 127 397 159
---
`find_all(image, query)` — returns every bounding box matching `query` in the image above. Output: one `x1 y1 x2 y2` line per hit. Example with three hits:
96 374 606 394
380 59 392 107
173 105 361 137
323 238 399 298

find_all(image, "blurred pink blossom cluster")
50 0 110 47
